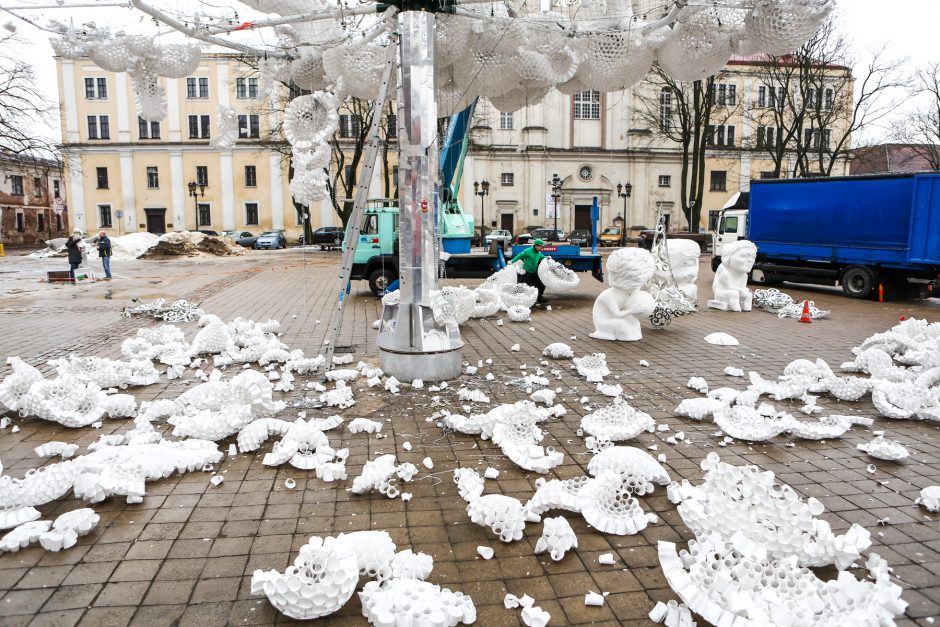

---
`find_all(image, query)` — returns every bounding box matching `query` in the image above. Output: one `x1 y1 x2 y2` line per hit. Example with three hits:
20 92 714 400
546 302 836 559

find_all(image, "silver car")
483 229 513 248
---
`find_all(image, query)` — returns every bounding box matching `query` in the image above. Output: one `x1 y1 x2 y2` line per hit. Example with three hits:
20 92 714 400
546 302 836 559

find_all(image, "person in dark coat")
97 230 112 279
65 229 84 283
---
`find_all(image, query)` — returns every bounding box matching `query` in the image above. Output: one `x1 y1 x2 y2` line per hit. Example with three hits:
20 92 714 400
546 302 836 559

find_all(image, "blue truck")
712 173 940 299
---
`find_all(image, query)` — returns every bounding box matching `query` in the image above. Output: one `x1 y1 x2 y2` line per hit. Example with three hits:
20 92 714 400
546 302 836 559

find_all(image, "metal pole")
553 194 558 239
377 10 463 381
479 192 484 250
622 194 627 245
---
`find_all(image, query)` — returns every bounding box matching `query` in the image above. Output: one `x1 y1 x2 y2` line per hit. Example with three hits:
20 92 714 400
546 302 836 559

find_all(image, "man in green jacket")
511 238 548 304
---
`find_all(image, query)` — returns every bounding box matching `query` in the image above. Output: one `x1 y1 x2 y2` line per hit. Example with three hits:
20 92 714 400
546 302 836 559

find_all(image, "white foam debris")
510 344 521 352
639 360 650 367
484 467 500 479
584 591 605 606
704 332 739 346
596 382 623 397
598 553 616 565
534 516 578 561
916 486 940 512
723 366 744 377
542 343 574 359
686 377 708 394
34 442 80 459
402 441 412 451
857 436 910 461
668 453 872 571
457 388 490 403
422 457 434 470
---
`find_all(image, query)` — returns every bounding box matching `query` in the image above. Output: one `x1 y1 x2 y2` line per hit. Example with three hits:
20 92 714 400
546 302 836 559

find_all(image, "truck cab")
711 191 751 271
349 201 400 294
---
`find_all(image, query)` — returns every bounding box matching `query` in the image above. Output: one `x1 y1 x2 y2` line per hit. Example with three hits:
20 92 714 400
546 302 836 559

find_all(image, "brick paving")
0 249 939 626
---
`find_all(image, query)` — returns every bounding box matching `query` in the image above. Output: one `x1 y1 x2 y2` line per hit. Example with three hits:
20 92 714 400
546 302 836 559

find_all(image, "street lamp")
549 173 561 242
616 182 632 246
187 180 206 230
473 179 489 249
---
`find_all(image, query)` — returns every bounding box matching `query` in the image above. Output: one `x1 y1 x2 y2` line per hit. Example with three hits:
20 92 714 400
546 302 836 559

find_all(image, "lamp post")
549 173 561 242
473 179 489 249
187 181 206 230
616 182 632 246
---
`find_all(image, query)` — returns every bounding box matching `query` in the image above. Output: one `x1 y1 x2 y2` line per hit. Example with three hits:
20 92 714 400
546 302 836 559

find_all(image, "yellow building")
55 54 394 240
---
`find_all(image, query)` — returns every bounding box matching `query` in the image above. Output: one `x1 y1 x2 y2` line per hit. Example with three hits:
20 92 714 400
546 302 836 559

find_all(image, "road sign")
115 210 124 219
53 198 64 215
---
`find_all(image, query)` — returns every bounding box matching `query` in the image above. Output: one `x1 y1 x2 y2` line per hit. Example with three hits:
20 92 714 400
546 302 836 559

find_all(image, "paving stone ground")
0 247 939 626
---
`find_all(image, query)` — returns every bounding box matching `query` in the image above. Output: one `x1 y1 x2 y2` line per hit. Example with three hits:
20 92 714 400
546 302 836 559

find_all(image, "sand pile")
141 231 244 258
31 231 245 260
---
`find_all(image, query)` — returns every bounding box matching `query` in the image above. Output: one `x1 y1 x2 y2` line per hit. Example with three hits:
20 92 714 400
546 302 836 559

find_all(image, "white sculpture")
651 238 701 303
590 248 656 342
708 240 757 311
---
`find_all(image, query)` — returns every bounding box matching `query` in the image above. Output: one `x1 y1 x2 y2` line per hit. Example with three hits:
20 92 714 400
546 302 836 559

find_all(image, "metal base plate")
380 346 463 382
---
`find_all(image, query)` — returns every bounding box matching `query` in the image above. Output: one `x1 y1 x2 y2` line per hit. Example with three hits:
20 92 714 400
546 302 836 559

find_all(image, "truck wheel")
333 236 342 248
711 256 721 273
841 266 875 299
368 268 395 296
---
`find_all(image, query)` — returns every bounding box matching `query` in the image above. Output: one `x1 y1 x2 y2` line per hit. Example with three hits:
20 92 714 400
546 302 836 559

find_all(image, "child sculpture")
708 240 758 312
650 238 701 304
590 248 656 342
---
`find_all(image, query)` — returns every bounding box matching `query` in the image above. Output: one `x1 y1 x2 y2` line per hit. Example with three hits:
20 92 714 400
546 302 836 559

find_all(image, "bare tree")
326 97 379 227
0 52 58 159
634 67 740 231
239 55 396 233
890 62 940 171
749 18 904 177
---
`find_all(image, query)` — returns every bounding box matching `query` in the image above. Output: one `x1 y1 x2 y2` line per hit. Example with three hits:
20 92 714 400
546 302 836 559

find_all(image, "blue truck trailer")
712 173 940 299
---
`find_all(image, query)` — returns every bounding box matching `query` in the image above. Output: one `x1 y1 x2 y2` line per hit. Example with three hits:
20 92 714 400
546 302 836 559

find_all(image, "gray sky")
3 0 939 144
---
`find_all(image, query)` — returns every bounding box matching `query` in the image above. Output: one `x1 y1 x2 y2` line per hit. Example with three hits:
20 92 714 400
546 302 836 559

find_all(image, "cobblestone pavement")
0 249 939 626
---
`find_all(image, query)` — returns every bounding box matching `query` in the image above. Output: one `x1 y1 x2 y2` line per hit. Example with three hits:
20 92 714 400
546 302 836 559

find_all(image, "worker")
512 238 548 304
64 229 84 283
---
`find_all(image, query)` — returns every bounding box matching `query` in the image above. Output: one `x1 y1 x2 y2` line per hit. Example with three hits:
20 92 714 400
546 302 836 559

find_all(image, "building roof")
726 53 850 72
851 144 940 175
0 150 62 170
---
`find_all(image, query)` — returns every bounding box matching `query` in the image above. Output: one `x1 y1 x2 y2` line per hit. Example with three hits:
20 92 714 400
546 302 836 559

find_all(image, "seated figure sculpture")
708 240 758 312
650 238 701 304
590 248 656 342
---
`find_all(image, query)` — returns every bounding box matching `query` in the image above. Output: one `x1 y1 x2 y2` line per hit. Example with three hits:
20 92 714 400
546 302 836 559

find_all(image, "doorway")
574 205 592 231
145 208 166 234
501 213 514 233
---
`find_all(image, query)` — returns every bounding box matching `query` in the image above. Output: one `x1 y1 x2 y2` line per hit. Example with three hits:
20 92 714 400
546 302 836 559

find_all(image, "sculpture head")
722 240 757 273
607 248 655 291
663 239 701 282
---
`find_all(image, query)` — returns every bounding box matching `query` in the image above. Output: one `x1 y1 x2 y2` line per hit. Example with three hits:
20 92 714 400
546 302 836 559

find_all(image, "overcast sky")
4 0 939 144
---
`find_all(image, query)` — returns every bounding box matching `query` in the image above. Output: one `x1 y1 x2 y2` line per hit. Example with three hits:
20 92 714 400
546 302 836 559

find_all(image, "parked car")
516 228 567 245
222 230 258 248
598 226 624 247
569 229 592 247
483 229 513 248
195 229 219 236
301 226 346 249
254 230 287 249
